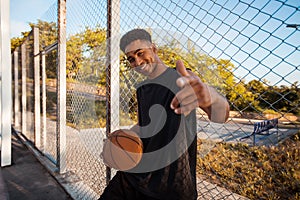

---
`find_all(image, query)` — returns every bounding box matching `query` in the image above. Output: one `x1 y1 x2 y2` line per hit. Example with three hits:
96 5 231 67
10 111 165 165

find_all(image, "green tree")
28 20 57 78
69 27 107 85
247 79 267 94
66 33 84 79
10 31 30 52
226 80 256 111
272 82 300 115
157 40 236 94
246 79 267 111
30 20 57 48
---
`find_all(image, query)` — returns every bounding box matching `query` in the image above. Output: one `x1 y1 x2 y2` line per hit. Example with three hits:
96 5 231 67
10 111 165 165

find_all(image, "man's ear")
151 43 158 53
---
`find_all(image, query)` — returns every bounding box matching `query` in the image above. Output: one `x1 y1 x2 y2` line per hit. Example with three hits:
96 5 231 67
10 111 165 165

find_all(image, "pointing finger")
176 60 189 77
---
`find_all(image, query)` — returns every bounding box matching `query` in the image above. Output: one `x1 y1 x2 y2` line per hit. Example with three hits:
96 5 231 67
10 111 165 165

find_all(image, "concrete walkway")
0 132 72 200
0 168 9 199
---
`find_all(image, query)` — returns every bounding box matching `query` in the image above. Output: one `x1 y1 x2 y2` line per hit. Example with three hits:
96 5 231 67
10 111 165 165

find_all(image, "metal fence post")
41 51 47 153
14 48 20 128
108 0 120 133
21 42 27 139
0 0 12 166
106 0 120 184
33 26 41 148
57 0 67 173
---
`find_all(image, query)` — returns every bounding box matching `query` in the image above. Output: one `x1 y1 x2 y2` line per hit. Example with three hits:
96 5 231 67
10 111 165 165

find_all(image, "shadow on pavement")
1 131 72 200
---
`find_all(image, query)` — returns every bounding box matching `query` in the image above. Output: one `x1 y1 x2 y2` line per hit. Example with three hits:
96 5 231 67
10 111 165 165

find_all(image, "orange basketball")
102 129 143 171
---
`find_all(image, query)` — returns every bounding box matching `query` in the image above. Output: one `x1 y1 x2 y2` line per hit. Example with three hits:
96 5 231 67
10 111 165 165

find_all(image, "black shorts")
99 171 158 200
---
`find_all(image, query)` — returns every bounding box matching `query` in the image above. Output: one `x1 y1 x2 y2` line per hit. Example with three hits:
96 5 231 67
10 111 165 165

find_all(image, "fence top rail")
42 41 58 54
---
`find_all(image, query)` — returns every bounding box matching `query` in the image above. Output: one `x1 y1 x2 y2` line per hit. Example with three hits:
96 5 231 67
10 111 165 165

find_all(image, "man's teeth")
138 64 146 70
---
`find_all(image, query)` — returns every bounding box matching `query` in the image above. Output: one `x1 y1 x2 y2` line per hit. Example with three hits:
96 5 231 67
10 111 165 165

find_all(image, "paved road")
197 119 298 146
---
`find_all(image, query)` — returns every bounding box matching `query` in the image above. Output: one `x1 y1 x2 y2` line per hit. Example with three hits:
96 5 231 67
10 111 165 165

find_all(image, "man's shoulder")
136 67 178 87
163 67 180 79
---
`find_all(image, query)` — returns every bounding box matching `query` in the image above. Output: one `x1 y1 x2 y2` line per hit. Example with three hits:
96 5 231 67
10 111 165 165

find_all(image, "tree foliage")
10 22 300 116
33 20 58 78
10 31 30 52
67 26 107 84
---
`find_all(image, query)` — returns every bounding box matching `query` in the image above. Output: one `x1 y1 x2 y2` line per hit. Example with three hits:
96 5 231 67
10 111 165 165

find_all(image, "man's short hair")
120 29 152 52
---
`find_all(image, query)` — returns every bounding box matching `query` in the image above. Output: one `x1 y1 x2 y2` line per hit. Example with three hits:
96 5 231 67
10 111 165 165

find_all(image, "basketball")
102 129 143 171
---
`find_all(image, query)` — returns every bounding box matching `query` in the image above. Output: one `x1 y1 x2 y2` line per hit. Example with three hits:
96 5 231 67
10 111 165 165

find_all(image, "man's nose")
135 57 143 66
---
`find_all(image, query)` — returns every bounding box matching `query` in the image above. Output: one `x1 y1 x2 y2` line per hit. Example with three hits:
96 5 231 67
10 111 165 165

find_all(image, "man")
100 28 229 200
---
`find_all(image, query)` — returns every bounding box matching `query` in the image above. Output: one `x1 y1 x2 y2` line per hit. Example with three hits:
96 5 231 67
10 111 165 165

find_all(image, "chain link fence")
12 0 299 199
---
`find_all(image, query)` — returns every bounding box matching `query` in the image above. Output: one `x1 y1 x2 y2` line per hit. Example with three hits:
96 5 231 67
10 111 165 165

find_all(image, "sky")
10 0 56 38
120 0 300 86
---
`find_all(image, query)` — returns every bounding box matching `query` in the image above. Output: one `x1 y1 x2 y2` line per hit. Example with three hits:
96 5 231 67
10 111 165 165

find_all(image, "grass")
197 131 300 200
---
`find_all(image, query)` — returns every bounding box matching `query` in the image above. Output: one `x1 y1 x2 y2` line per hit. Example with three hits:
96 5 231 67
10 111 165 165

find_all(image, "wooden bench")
241 118 279 145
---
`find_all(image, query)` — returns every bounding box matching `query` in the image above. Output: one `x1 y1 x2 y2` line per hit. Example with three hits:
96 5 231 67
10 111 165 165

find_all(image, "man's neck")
148 62 168 79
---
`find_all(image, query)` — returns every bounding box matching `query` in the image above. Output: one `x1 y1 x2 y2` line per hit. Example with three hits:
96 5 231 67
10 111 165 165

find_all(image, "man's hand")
170 60 211 116
170 60 229 123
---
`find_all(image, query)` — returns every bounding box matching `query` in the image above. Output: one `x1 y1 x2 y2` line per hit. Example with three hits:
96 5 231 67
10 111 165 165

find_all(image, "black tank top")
125 67 197 200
